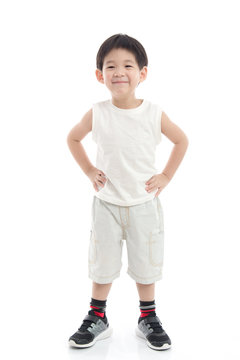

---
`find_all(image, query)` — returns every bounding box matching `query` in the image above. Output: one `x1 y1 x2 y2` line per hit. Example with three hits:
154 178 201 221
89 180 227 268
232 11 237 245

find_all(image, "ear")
139 66 148 83
95 69 104 84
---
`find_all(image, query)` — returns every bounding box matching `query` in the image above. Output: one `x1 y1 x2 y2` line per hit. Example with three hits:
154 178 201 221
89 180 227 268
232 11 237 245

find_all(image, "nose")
114 72 124 77
113 67 125 76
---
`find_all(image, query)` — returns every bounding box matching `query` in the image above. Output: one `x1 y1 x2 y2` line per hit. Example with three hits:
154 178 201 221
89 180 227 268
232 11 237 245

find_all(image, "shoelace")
147 321 163 333
78 310 105 332
143 314 163 333
78 320 94 332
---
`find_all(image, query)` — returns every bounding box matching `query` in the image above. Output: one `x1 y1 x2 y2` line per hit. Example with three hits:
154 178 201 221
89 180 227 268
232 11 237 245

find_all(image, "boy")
67 33 188 351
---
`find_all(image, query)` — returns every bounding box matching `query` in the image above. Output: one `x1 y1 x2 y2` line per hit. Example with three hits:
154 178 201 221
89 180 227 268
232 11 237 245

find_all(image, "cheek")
105 73 113 83
131 73 140 82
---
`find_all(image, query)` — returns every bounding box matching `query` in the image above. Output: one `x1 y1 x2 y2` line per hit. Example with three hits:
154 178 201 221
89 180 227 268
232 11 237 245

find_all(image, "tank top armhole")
155 105 163 145
92 103 97 143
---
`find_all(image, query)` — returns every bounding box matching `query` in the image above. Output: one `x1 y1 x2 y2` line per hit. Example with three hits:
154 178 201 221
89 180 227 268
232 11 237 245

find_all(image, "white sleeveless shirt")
92 99 162 206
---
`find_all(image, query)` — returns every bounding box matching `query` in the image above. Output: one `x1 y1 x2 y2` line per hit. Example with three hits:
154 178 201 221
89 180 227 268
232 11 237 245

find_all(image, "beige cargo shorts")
88 195 164 285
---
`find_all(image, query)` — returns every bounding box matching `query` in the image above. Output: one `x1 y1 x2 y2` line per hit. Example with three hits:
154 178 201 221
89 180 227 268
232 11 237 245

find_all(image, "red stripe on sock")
140 308 155 317
93 311 104 318
90 305 105 318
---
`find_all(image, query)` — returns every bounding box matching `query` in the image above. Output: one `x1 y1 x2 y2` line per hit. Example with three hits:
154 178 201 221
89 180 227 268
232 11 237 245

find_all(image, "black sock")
139 299 156 318
90 298 107 318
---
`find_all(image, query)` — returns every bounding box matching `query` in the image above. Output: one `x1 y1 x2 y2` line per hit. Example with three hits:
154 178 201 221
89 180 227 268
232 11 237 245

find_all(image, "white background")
1 0 240 359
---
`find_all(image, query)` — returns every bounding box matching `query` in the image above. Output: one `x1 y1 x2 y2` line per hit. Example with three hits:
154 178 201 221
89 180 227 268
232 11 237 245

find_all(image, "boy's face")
96 48 147 99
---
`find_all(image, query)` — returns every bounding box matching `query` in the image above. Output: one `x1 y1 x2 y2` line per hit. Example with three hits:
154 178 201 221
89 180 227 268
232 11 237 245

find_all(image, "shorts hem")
88 271 120 284
127 268 163 284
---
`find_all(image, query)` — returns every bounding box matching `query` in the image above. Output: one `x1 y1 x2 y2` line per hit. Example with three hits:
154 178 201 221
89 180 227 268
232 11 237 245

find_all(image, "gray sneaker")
136 315 171 350
69 311 113 348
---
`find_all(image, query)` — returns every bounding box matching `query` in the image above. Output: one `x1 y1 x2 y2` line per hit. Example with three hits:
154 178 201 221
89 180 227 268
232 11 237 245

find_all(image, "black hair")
96 33 148 72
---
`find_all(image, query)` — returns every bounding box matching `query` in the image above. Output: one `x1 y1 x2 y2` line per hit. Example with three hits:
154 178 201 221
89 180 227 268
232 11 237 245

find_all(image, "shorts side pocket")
156 197 164 232
149 230 164 267
88 230 97 265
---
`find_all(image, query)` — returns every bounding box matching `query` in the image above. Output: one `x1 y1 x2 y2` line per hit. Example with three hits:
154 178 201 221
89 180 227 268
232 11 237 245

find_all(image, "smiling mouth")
112 81 128 83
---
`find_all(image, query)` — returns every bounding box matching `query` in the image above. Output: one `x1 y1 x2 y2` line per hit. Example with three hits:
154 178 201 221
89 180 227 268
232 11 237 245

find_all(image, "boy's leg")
92 281 112 300
136 282 155 301
135 281 171 350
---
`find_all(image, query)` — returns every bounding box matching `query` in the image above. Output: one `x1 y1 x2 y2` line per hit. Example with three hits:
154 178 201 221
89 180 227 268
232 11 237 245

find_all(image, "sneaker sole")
68 326 113 348
135 327 171 351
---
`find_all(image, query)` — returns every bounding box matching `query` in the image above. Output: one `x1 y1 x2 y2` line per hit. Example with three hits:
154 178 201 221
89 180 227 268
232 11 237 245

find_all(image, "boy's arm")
160 111 189 181
66 108 95 177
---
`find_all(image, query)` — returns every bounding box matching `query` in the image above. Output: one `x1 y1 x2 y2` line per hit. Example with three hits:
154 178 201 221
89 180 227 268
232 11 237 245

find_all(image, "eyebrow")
105 59 135 65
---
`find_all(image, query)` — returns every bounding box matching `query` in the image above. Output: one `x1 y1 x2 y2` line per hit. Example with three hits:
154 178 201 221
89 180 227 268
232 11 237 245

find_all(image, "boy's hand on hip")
145 173 170 197
87 167 107 192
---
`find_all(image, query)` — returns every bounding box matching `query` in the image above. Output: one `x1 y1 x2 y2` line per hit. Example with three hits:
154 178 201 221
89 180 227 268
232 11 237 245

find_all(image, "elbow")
175 135 189 146
67 135 75 146
183 137 189 154
67 135 80 144
181 132 189 146
66 135 71 144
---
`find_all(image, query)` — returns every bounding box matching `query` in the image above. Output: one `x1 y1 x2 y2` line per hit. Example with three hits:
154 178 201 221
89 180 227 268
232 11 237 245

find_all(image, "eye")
106 65 132 69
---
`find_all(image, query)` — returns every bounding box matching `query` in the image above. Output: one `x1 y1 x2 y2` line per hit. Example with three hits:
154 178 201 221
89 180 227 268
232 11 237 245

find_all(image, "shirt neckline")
108 99 147 113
